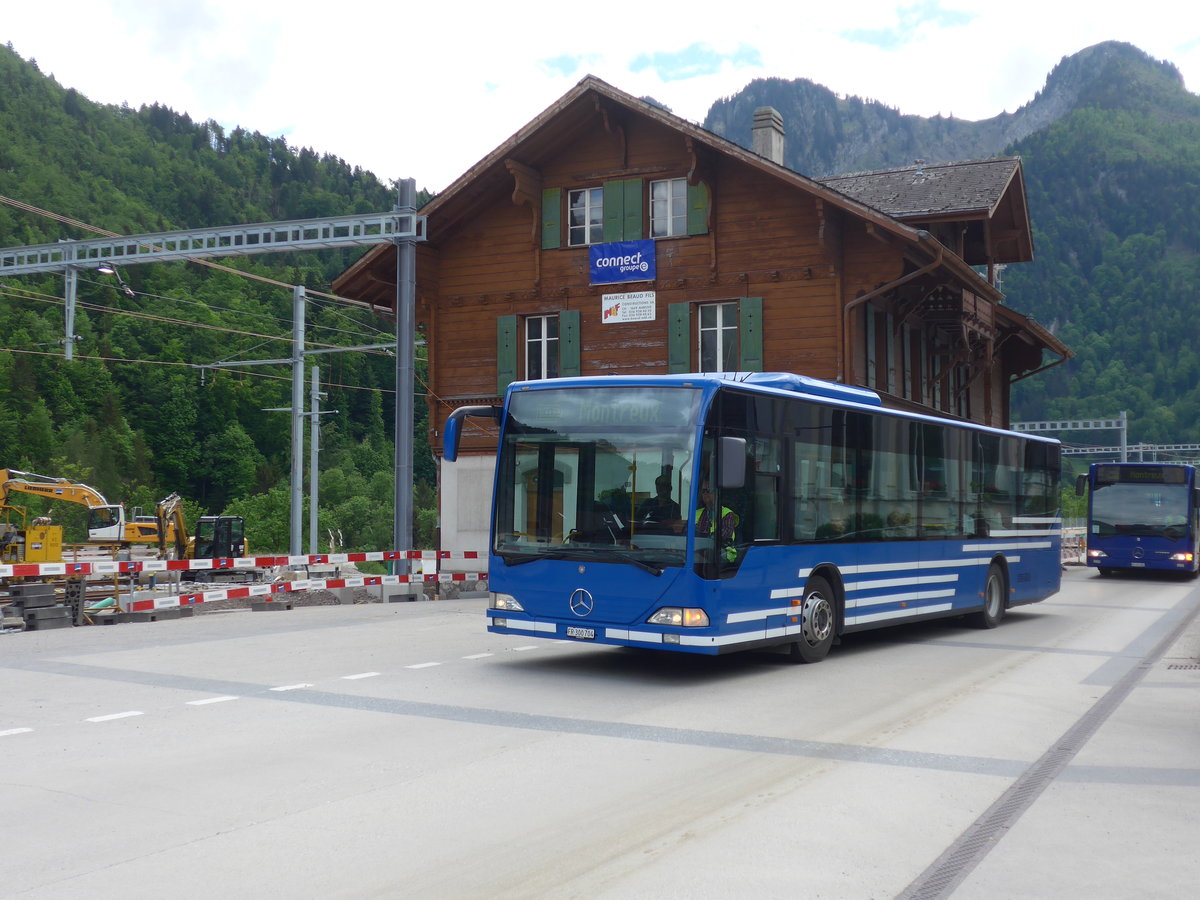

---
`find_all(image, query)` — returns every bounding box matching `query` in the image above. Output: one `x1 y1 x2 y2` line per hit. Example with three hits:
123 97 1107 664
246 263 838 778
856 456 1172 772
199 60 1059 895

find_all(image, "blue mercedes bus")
444 372 1061 662
1076 462 1200 576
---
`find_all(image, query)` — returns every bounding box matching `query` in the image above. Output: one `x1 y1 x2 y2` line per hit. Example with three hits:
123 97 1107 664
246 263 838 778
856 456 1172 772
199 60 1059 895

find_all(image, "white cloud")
2 0 1197 194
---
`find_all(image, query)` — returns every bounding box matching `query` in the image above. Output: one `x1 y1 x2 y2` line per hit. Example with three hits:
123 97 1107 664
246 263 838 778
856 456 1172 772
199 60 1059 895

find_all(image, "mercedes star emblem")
569 588 594 617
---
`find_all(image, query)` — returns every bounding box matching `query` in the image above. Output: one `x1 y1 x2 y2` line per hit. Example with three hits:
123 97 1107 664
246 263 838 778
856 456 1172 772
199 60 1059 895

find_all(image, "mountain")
703 41 1191 178
705 42 1200 449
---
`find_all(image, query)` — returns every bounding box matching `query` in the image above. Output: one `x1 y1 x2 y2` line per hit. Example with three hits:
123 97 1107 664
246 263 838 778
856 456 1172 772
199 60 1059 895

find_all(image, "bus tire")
972 564 1007 629
789 575 836 663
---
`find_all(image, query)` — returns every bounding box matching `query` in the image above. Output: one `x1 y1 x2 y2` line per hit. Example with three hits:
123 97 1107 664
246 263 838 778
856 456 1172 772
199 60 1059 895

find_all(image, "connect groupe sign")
589 239 655 286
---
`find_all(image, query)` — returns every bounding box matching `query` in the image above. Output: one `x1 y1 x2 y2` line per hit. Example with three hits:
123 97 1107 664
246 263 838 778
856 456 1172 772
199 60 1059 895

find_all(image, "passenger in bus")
697 480 739 562
637 476 682 529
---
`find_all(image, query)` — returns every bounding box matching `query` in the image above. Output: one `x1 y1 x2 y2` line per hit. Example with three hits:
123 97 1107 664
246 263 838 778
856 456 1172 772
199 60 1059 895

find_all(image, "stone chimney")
751 106 786 165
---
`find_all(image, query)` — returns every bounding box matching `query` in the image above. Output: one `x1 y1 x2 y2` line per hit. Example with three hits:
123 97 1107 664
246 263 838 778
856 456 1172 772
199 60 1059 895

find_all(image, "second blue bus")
1076 462 1200 576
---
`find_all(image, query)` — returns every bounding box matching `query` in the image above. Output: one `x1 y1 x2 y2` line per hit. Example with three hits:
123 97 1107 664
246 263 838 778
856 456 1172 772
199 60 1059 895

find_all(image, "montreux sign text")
589 239 656 285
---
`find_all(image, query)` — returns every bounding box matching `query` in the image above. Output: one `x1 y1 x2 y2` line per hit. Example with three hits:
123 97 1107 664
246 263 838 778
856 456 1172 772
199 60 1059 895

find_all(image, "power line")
0 346 413 394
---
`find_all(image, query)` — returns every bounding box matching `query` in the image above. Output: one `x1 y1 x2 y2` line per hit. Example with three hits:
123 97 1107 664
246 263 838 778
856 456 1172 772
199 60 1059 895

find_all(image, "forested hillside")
0 43 435 552
707 42 1200 448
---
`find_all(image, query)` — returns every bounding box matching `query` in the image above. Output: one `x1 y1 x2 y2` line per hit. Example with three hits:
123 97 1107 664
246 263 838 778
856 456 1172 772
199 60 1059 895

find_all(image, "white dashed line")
462 653 493 660
269 683 314 692
1 727 34 737
342 672 381 680
86 711 144 723
405 662 441 669
186 696 240 706
513 646 539 652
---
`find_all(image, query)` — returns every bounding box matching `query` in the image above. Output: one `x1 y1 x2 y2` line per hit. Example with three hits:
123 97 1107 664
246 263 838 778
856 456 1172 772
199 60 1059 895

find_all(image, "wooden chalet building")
333 76 1069 553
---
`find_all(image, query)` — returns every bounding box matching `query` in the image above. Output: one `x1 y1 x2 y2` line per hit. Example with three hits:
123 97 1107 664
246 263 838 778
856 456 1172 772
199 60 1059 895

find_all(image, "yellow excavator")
0 469 176 562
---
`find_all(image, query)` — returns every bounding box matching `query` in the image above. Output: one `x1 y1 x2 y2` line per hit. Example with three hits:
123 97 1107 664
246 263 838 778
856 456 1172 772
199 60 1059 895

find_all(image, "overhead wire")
0 192 399 343
0 194 423 408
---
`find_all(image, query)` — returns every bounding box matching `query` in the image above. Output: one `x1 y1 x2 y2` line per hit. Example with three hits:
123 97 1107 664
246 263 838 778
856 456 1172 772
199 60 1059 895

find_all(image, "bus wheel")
1098 567 1113 577
972 564 1006 629
790 576 836 663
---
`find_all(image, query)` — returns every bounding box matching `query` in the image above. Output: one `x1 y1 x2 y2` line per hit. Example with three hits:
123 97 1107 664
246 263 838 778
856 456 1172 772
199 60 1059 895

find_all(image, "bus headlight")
647 607 710 627
1087 549 1107 560
490 593 524 611
1171 552 1195 562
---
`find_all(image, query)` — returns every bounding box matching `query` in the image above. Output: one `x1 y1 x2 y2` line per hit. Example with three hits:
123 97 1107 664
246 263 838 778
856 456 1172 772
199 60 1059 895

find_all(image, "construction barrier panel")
2 550 489 614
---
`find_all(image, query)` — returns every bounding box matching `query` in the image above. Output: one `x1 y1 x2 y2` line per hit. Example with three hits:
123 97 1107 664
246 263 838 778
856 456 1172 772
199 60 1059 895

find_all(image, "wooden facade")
333 77 1069 550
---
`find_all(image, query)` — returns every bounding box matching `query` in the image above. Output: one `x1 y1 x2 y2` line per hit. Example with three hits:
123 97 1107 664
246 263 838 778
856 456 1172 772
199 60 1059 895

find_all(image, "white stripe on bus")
844 574 958 591
845 589 957 609
793 557 998 581
848 603 954 624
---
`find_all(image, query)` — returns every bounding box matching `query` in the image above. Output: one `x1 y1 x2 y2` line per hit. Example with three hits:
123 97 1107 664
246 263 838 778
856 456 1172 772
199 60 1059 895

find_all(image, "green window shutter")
668 302 692 373
541 188 561 250
603 179 643 241
559 309 581 378
687 181 710 236
497 315 518 394
623 178 642 240
738 297 763 372
603 180 624 243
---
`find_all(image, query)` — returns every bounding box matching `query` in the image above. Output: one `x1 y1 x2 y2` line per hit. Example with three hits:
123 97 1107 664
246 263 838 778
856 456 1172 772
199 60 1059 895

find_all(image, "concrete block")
371 583 422 603
24 605 72 630
113 608 182 623
10 582 55 599
251 600 293 611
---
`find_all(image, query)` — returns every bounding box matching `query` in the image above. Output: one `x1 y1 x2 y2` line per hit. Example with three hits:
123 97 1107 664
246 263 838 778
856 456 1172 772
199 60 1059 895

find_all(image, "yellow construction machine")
0 469 177 562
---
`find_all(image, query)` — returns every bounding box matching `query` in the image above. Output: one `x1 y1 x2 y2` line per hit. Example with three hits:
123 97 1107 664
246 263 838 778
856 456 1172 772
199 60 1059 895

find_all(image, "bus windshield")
494 386 702 571
1092 481 1190 538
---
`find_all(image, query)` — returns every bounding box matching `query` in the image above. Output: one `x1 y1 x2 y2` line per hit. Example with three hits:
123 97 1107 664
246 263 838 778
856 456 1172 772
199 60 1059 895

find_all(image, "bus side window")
859 415 917 540
791 405 850 541
750 436 781 541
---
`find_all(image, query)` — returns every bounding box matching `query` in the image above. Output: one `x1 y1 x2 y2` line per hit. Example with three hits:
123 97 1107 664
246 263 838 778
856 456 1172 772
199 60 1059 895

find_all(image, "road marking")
186 696 240 706
462 653 493 659
405 662 440 669
1 727 34 737
86 711 143 723
269 683 314 692
513 645 539 652
342 672 381 680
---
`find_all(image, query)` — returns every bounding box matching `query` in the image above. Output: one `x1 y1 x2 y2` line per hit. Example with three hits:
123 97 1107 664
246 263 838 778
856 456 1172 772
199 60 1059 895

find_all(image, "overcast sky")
4 1 1198 195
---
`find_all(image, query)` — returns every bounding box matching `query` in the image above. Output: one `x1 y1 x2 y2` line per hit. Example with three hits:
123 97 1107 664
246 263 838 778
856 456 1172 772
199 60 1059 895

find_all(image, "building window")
650 178 687 238
567 188 603 246
525 315 559 380
699 302 738 372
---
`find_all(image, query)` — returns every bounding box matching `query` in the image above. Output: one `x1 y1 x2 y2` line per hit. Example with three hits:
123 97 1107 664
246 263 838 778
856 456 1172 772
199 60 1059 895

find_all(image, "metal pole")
394 179 417 571
290 285 306 555
63 263 77 362
1120 411 1128 463
310 365 321 554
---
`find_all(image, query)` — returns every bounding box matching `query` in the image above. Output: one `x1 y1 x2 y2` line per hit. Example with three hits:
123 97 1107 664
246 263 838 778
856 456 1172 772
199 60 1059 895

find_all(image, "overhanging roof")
819 158 1034 264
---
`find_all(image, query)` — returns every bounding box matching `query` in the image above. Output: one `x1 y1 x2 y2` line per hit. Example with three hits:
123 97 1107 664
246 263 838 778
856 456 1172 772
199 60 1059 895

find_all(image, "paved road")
2 568 1197 899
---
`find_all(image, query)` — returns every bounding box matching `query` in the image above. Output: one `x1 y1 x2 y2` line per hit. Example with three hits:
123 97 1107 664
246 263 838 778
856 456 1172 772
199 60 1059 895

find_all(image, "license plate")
565 626 596 640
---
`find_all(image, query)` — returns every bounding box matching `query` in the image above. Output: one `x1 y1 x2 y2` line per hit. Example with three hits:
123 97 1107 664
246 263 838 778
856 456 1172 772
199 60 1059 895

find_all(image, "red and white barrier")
0 550 486 580
129 572 488 613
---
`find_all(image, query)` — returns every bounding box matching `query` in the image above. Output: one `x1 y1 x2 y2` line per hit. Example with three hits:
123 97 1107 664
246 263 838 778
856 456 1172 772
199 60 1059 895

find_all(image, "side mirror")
1074 474 1087 497
443 406 500 462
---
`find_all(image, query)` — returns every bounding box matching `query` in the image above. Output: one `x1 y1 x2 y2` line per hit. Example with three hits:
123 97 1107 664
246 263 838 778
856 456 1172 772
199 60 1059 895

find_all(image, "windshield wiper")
607 550 664 576
497 548 543 566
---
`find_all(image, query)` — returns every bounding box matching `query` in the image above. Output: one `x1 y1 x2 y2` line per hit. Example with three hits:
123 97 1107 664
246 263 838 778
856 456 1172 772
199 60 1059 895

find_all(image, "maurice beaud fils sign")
589 239 656 285
601 290 656 324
